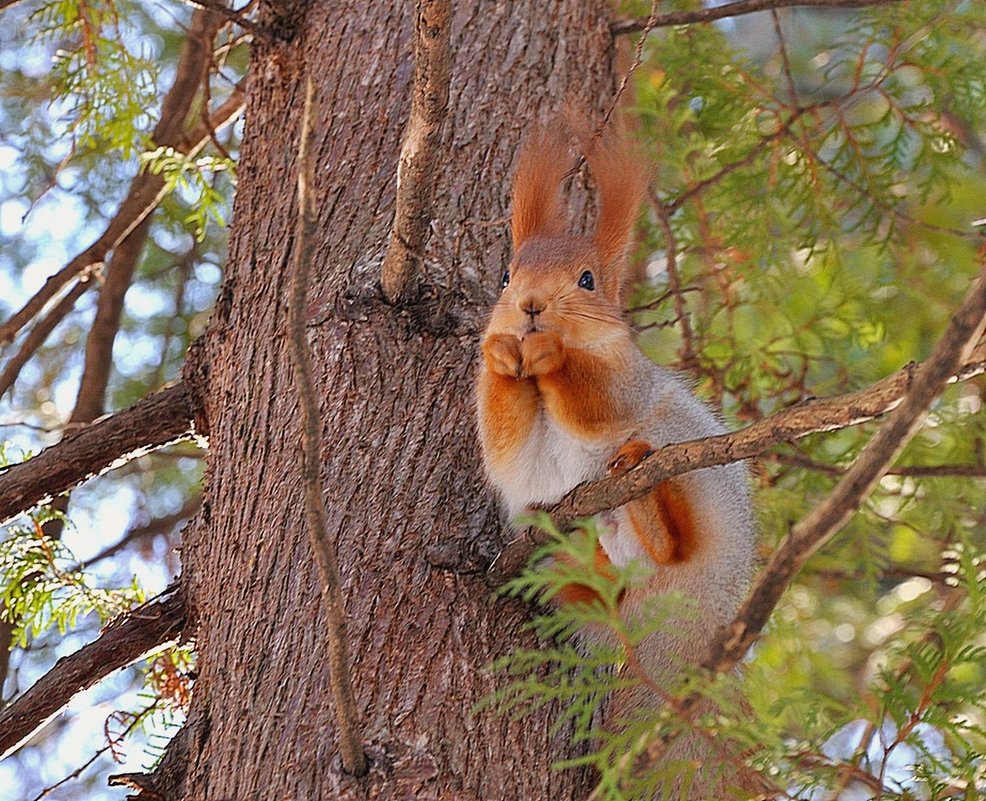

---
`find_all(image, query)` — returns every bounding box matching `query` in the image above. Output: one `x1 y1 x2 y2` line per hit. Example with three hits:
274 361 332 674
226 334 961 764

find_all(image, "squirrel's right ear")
510 127 572 251
585 131 646 281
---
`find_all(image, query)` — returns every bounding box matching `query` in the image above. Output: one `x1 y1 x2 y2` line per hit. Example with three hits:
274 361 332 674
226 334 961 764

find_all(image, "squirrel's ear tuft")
510 127 573 251
585 129 646 290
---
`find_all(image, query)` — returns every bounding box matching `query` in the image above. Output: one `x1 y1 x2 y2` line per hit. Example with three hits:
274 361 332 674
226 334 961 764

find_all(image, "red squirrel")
476 124 758 796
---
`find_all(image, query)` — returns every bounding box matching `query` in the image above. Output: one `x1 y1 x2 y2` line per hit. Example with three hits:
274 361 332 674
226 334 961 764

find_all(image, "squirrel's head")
485 124 646 349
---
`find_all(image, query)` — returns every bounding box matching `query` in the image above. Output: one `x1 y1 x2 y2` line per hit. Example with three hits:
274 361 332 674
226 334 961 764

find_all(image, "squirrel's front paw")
607 439 654 476
521 331 564 376
483 333 524 378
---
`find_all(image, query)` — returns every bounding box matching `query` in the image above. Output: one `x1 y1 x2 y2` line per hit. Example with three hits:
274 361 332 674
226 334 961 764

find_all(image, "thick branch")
380 0 451 303
611 0 904 36
488 345 986 583
0 586 185 760
0 382 196 526
286 77 367 776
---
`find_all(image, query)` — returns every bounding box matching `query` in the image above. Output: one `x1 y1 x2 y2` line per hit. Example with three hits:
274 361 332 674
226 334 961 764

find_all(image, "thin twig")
31 700 160 801
380 0 452 303
601 0 658 130
77 494 202 571
611 0 904 36
649 188 696 369
769 450 986 478
183 0 272 39
665 107 808 215
770 9 799 107
286 76 367 777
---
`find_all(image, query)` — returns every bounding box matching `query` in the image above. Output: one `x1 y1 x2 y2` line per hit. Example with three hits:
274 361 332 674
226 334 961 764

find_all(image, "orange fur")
510 127 573 251
478 369 539 468
654 480 698 563
584 131 646 302
608 440 700 566
520 330 565 377
606 439 653 473
483 332 524 378
535 348 633 439
553 541 624 607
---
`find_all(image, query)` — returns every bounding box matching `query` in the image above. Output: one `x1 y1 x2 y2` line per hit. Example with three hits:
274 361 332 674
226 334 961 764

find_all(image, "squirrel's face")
485 236 628 348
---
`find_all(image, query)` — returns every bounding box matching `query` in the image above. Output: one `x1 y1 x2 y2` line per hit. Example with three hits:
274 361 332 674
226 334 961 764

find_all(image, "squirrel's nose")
520 296 545 318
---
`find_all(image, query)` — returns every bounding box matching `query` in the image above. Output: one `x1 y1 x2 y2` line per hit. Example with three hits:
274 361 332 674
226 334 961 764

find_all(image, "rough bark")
166 2 619 799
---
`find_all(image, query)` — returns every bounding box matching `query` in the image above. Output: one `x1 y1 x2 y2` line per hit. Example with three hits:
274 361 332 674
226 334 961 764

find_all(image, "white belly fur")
488 412 653 569
491 411 613 520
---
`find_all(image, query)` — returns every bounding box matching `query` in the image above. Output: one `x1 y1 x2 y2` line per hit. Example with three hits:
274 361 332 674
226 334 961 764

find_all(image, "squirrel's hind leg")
607 440 699 566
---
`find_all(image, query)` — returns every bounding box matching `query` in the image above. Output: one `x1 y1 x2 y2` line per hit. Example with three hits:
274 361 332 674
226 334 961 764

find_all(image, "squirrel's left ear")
510 127 573 252
585 131 646 303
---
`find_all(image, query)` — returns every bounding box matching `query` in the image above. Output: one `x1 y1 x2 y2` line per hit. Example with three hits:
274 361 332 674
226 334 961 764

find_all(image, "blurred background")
0 0 983 798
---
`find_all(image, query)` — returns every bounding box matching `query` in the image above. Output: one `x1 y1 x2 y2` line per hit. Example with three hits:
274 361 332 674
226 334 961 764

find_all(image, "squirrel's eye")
500 270 510 290
578 270 595 291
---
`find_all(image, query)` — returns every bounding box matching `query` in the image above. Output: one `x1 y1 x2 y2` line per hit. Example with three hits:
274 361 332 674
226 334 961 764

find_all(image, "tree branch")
0 279 90 400
183 0 272 39
286 76 367 777
68 8 222 424
380 0 452 304
0 585 185 760
768 450 986 478
0 382 196 526
611 0 904 36
0 76 245 347
488 337 986 583
704 265 986 676
78 493 202 572
625 264 986 782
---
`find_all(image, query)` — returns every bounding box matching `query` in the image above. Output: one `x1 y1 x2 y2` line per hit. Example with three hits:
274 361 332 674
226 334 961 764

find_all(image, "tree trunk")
167 3 619 798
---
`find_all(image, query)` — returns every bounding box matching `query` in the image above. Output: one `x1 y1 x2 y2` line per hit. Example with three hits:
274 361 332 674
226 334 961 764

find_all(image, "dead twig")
77 493 202 571
31 700 160 801
611 0 905 36
286 76 367 777
601 0 658 130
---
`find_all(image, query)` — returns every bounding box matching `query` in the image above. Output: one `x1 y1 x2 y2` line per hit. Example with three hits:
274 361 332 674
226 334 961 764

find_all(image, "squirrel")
475 123 759 797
